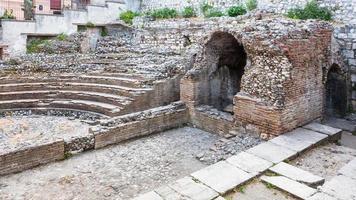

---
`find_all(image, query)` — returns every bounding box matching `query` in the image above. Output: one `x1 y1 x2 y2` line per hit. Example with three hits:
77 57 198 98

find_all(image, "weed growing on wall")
201 2 224 18
287 0 332 21
246 0 258 11
182 6 197 18
227 5 247 17
26 39 50 54
149 8 178 19
120 11 140 25
56 33 68 41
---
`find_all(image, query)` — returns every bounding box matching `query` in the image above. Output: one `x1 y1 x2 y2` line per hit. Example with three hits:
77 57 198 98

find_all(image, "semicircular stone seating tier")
0 49 180 118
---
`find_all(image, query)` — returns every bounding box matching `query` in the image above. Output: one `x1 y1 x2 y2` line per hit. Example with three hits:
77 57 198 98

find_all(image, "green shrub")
287 0 332 21
27 39 50 53
101 27 108 37
56 33 68 41
246 0 258 11
182 6 196 18
227 5 247 17
201 2 224 18
205 8 224 18
0 9 16 19
120 10 140 25
201 2 213 14
85 22 95 27
150 8 178 19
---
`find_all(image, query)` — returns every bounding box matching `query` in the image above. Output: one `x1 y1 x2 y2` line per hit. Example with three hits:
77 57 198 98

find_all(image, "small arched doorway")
205 32 247 113
325 64 347 117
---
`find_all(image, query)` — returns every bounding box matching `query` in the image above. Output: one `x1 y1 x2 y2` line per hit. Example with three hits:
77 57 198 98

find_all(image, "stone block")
246 142 297 163
269 135 314 153
303 123 342 137
324 118 356 133
261 175 317 199
269 162 324 187
168 176 219 200
132 191 164 200
322 175 356 200
226 152 273 175
282 128 328 145
155 185 185 200
191 161 253 194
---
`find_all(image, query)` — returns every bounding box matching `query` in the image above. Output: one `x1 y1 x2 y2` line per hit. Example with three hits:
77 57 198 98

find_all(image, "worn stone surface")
303 123 342 136
226 151 273 175
155 185 186 200
132 192 163 200
307 192 338 200
261 176 317 199
246 142 297 163
168 176 219 200
270 162 324 187
191 161 253 194
322 175 356 200
338 158 356 180
325 118 356 133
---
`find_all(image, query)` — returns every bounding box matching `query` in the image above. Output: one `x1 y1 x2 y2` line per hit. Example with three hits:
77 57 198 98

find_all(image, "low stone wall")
190 106 234 137
94 102 189 148
0 141 64 176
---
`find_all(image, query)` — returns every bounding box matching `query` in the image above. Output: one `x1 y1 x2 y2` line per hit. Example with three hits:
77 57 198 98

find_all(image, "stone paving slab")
324 118 356 133
226 151 273 175
283 128 328 145
246 142 297 163
307 192 339 200
322 175 356 200
261 175 316 199
269 162 324 187
213 197 225 200
132 191 164 200
168 176 219 200
191 161 253 194
155 185 186 200
269 135 314 153
303 123 342 136
338 158 356 180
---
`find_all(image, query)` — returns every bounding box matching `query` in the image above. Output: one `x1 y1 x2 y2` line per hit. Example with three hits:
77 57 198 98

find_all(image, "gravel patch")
0 115 90 154
196 134 263 165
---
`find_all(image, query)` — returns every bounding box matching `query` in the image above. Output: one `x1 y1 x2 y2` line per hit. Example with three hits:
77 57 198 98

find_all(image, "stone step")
303 122 342 137
261 175 317 199
0 99 122 117
324 117 356 133
0 75 148 88
191 161 253 194
0 107 108 119
0 82 152 98
269 162 325 187
0 90 133 107
246 142 297 164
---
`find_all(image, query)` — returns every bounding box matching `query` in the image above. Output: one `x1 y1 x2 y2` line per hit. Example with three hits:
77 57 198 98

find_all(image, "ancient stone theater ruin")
0 0 355 199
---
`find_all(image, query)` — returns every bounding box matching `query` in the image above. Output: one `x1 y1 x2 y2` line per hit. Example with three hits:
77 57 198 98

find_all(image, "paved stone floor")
0 115 90 154
0 127 263 200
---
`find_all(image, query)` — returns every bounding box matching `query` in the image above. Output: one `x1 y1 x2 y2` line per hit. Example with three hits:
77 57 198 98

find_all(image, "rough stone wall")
139 0 355 24
176 17 333 137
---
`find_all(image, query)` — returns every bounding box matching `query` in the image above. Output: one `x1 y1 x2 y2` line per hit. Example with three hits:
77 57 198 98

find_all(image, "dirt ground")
291 142 356 181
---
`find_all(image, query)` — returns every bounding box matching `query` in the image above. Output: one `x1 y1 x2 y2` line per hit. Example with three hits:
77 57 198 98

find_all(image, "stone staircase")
0 37 187 118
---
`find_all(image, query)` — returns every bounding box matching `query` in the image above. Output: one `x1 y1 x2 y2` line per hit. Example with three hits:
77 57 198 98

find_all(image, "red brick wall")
0 141 64 176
